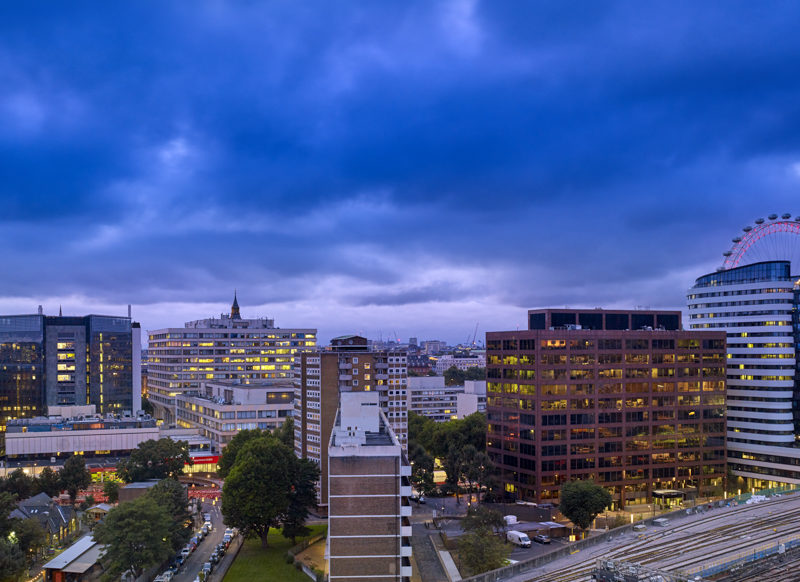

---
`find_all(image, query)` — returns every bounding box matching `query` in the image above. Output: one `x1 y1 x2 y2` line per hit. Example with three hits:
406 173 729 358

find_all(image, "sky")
2 2 800 345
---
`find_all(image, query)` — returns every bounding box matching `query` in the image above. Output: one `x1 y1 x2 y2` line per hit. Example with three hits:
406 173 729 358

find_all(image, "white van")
506 530 532 548
504 515 518 526
653 518 670 527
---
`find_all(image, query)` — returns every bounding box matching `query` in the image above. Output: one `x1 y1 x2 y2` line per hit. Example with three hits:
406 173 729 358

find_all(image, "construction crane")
470 322 479 347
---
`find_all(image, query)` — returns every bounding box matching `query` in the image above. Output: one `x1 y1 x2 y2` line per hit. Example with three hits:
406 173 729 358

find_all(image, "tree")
103 481 121 504
12 517 48 565
458 505 509 575
61 455 91 504
116 438 191 483
273 417 295 449
217 429 267 479
444 366 467 386
281 456 320 544
141 396 155 416
0 492 26 582
408 443 435 496
37 467 62 498
1 468 40 499
147 479 192 552
94 496 173 581
222 438 294 548
559 479 612 533
465 367 485 381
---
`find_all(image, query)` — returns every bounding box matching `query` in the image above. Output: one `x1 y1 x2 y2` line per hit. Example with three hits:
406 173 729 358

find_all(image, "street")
173 502 226 582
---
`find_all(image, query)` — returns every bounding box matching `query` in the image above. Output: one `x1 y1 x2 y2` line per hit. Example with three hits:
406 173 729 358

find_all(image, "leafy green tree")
217 429 267 479
408 443 435 496
61 455 91 504
94 496 173 581
465 367 485 381
559 479 612 533
37 467 62 497
103 481 121 504
273 417 295 449
12 517 48 565
281 456 320 544
1 468 40 499
146 479 192 552
463 448 495 502
0 492 29 581
222 437 294 548
444 366 467 386
116 438 191 483
141 396 155 416
458 505 509 575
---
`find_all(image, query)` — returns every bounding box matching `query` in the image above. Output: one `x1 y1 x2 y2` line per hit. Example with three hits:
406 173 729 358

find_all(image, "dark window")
599 339 622 350
520 339 536 350
632 313 655 330
652 339 675 349
570 413 595 425
552 313 576 328
542 414 567 426
529 313 546 330
625 339 649 350
502 339 518 351
657 314 680 330
703 339 725 350
578 312 603 330
605 313 629 330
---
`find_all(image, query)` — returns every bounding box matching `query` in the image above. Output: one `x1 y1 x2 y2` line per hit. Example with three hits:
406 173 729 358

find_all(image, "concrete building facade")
327 391 412 582
294 335 407 513
487 309 727 507
147 295 315 424
175 379 294 451
406 376 486 421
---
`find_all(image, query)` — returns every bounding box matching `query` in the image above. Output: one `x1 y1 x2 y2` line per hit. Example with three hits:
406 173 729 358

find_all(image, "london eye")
721 213 800 271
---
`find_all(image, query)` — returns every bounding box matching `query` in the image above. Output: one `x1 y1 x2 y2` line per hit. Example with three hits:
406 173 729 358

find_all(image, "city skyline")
3 4 800 343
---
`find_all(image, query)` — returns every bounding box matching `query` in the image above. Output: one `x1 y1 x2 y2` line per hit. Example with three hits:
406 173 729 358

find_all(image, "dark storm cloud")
1 1 800 339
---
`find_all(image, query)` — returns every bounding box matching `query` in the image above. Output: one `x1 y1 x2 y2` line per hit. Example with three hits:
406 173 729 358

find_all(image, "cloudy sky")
2 1 800 344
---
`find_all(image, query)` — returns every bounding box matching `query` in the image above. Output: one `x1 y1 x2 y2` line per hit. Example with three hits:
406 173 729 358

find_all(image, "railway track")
520 496 800 582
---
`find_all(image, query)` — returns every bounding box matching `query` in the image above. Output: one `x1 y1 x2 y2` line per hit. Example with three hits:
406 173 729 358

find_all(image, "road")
173 502 226 582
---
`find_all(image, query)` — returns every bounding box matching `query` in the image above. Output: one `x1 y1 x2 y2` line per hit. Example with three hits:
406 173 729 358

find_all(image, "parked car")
203 512 211 522
533 534 551 544
204 520 213 531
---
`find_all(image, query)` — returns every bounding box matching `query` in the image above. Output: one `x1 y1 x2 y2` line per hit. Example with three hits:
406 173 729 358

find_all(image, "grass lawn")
223 525 326 582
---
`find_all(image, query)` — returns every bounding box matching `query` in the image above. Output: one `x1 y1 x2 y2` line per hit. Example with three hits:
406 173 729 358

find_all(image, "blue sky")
2 1 800 344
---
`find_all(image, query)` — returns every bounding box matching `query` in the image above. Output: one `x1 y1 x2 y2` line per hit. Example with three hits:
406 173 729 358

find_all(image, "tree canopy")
444 366 485 386
37 467 62 497
458 505 509 575
103 481 121 504
0 468 40 499
148 479 192 552
221 433 318 548
0 492 27 581
116 438 191 483
94 495 174 581
559 479 612 531
61 454 92 503
217 429 265 479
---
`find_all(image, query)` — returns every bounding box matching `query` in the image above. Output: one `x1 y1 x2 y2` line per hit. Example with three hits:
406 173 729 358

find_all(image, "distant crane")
465 322 479 347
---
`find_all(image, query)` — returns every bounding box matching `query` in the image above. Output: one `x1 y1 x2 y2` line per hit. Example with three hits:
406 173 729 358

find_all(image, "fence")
684 533 800 579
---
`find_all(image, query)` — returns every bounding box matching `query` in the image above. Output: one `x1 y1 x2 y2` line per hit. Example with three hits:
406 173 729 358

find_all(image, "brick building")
486 309 727 507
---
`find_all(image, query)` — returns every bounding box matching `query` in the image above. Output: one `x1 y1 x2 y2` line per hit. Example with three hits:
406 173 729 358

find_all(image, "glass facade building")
688 260 800 488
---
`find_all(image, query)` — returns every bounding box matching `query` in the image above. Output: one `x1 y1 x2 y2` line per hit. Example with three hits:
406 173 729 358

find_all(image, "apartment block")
406 376 486 421
327 391 412 582
487 309 727 507
294 335 407 513
175 379 294 451
147 294 315 423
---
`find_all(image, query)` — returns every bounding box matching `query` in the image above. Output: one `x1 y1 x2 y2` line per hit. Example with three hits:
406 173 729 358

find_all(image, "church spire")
231 290 241 319
59 305 62 317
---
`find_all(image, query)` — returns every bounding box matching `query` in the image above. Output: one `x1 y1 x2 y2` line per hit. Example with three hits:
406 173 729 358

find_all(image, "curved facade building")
687 260 800 487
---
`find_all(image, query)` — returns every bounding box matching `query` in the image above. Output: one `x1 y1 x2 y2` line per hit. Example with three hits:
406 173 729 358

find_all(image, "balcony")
401 525 412 537
400 465 411 477
339 374 352 381
375 363 388 369
401 505 412 517
401 566 413 578
339 363 352 370
401 544 412 557
376 374 389 380
400 485 412 497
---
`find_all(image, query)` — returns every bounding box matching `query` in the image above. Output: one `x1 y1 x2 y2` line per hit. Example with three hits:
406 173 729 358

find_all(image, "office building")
406 376 486 422
327 391 412 582
294 335 407 513
487 309 727 507
175 379 294 451
432 353 486 374
688 260 800 488
0 309 140 433
147 294 316 423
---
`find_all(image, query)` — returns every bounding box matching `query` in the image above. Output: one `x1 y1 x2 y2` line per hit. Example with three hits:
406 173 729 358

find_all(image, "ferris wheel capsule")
743 226 752 232
732 237 742 243
755 218 765 224
769 214 778 220
723 251 733 256
783 213 792 219
795 216 800 222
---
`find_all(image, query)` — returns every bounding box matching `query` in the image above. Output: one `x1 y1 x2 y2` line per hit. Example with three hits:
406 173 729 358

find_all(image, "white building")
406 377 486 421
176 380 294 451
687 260 799 487
432 354 485 374
147 294 316 423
